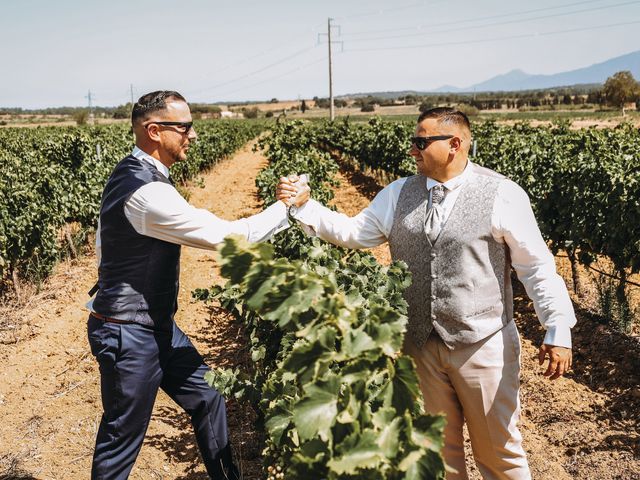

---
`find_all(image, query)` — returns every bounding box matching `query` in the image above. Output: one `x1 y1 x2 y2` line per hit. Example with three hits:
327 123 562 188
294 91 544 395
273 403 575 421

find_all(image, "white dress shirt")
292 162 576 348
88 147 290 311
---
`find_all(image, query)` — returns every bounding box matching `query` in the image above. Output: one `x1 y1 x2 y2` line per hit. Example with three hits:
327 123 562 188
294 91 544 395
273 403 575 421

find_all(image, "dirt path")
331 165 640 480
1 142 639 480
0 141 267 479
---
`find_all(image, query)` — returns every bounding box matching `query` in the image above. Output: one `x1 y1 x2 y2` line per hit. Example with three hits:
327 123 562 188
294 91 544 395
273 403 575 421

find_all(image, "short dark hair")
417 107 471 133
131 90 187 125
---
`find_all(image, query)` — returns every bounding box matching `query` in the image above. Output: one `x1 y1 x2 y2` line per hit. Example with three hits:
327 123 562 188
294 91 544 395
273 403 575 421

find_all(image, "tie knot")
431 184 445 206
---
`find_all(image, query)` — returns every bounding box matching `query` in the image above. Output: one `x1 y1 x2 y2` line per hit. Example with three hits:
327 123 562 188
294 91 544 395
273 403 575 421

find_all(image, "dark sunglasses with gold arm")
411 135 454 150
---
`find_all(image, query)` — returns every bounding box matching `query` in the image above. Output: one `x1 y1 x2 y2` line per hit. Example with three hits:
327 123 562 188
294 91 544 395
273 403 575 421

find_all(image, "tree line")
2 71 638 120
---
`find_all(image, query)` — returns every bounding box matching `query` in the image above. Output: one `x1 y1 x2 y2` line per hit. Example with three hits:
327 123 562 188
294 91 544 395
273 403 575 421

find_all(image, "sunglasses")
144 121 194 134
411 135 454 150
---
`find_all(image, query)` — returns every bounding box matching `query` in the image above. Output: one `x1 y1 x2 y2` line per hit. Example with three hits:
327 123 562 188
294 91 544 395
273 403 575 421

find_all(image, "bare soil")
1 142 638 480
331 164 640 480
0 141 266 479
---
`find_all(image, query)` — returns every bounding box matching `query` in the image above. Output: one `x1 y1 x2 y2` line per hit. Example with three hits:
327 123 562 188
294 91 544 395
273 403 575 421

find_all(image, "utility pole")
328 18 334 121
318 18 342 121
130 84 136 143
85 90 94 124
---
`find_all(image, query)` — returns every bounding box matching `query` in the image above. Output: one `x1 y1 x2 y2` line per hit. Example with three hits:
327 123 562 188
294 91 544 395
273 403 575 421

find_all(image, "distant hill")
441 50 640 92
339 50 640 97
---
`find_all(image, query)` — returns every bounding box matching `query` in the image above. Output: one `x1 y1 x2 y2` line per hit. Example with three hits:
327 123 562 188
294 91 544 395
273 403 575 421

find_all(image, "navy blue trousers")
87 315 239 479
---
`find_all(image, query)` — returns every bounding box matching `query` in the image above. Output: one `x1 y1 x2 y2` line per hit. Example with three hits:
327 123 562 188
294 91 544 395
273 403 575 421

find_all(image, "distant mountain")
434 50 640 92
338 50 640 98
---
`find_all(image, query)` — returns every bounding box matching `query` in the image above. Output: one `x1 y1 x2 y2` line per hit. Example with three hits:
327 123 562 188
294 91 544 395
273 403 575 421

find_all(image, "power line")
207 23 326 77
186 44 319 97
344 0 640 44
334 0 447 22
340 0 609 37
211 56 328 99
344 19 640 52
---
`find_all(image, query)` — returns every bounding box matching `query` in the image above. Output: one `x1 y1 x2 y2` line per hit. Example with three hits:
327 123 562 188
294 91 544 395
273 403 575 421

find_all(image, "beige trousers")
404 321 531 480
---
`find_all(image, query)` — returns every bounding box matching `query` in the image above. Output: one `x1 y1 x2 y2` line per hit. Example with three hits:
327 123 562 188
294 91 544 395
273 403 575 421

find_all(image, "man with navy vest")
87 90 309 479
280 107 575 479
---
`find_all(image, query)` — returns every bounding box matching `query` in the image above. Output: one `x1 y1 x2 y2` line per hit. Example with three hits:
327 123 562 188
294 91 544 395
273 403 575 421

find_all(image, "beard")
170 143 189 163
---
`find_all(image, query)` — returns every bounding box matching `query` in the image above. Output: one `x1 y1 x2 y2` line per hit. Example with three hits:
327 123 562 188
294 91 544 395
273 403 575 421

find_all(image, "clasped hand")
276 174 310 208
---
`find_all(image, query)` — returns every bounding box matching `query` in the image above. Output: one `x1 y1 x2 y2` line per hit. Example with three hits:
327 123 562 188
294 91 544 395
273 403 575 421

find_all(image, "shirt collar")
132 146 170 178
426 160 472 192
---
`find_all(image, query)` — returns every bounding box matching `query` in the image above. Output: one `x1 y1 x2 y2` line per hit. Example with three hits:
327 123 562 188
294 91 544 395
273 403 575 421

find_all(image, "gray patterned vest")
388 163 513 350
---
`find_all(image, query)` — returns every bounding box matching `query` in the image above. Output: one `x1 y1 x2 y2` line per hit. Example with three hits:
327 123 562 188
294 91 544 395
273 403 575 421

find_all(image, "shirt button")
431 295 436 301
431 274 437 279
431 314 436 320
430 253 437 259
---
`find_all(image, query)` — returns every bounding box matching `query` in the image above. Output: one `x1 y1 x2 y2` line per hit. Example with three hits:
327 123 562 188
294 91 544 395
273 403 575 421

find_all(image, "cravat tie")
425 184 445 243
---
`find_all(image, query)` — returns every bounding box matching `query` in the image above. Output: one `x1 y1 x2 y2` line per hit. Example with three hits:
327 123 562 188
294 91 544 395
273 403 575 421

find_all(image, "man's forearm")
292 199 387 249
513 261 576 348
244 201 290 243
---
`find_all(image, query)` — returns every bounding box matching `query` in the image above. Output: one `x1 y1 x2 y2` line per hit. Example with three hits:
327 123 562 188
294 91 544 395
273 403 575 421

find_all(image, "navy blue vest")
92 155 181 330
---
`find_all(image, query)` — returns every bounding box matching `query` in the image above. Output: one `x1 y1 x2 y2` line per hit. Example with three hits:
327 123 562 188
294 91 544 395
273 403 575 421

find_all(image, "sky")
0 0 638 109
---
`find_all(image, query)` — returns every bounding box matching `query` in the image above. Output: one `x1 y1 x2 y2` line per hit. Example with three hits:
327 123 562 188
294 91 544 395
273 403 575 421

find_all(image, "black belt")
90 311 134 325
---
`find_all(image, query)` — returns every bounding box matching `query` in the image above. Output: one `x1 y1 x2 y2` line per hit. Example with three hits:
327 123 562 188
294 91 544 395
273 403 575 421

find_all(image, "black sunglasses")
144 121 194 134
411 135 454 150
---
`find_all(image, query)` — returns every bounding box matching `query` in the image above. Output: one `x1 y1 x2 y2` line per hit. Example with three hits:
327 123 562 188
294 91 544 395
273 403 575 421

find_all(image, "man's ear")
449 136 462 154
146 124 161 142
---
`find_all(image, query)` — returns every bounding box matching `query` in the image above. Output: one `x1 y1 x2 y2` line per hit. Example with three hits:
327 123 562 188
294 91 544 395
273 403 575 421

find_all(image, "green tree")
73 109 89 125
242 107 260 119
314 97 331 109
418 101 434 113
602 71 640 116
112 103 132 119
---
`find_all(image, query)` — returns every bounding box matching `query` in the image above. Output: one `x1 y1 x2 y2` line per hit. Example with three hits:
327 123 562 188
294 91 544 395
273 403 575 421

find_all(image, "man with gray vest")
87 90 309 479
281 107 575 479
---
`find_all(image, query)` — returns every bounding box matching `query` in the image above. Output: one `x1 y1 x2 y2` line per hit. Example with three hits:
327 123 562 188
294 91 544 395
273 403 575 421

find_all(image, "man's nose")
188 129 197 141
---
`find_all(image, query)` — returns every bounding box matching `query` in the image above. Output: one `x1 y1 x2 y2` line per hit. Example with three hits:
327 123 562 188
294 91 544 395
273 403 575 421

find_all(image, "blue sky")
1 0 638 108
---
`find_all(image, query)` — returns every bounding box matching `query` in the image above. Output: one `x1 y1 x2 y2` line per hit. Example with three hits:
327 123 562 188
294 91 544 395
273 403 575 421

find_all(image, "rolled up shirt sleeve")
492 179 576 348
124 182 289 249
291 178 406 249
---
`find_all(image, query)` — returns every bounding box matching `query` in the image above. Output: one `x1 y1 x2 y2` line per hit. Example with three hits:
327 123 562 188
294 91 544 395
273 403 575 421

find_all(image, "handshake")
276 174 311 208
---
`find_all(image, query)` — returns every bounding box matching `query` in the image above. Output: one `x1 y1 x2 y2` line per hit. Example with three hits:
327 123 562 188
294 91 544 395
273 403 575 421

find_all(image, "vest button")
431 295 436 301
431 313 436 320
430 253 437 259
431 274 437 279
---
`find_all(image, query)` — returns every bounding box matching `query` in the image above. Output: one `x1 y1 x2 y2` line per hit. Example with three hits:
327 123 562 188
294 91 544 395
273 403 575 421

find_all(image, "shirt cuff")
289 198 322 222
289 199 322 235
542 324 572 349
246 200 290 243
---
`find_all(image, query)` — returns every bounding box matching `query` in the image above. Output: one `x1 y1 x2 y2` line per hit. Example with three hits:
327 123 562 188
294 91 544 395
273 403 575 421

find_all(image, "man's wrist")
543 324 572 349
288 200 312 219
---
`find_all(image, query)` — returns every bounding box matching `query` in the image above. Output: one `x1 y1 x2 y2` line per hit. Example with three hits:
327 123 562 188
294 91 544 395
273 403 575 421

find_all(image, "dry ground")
0 140 638 479
0 141 267 479
332 165 640 480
